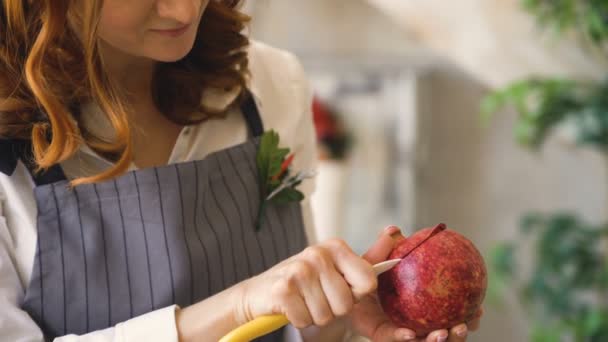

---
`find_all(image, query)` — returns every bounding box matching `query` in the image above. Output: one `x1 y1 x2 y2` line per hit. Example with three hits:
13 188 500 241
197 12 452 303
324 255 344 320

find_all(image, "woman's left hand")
346 226 483 342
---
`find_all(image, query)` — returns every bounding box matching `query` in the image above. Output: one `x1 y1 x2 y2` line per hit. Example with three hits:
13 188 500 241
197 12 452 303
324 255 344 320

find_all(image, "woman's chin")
150 48 193 63
147 39 196 63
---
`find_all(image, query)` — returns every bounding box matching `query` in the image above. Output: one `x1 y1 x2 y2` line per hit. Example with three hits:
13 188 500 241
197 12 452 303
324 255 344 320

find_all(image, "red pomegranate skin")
378 224 487 336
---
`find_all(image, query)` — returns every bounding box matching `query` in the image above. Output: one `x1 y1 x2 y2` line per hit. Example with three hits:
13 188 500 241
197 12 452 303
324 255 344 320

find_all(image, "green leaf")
271 188 304 205
520 212 545 235
256 130 291 194
600 261 608 288
530 324 561 342
583 310 605 337
481 80 534 123
480 92 506 122
491 243 516 278
515 118 537 146
256 130 279 184
269 179 281 188
585 10 606 42
521 0 608 45
590 315 608 342
478 77 608 152
491 210 608 340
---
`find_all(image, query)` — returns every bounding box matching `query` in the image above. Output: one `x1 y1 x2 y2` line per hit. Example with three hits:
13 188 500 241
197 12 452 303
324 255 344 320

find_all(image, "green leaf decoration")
256 130 290 196
254 130 309 231
271 188 304 205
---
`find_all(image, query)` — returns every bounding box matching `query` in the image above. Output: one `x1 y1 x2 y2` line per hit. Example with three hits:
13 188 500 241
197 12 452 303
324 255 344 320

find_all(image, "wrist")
232 276 255 325
175 283 245 342
175 305 197 342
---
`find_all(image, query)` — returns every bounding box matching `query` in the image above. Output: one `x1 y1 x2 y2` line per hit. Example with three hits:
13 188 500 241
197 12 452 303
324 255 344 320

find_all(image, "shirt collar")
77 74 262 163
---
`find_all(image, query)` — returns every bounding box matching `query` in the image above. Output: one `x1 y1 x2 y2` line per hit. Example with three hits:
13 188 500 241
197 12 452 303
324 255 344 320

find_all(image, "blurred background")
243 1 608 341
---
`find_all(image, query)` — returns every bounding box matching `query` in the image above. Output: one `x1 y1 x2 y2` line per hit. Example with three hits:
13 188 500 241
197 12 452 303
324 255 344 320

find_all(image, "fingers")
295 242 372 325
319 240 377 299
425 330 448 342
287 252 337 327
273 275 312 328
422 312 482 342
318 262 355 317
447 324 468 342
468 318 480 332
363 226 402 264
387 226 407 241
439 307 485 342
393 328 418 341
297 272 334 326
371 321 417 342
282 294 312 328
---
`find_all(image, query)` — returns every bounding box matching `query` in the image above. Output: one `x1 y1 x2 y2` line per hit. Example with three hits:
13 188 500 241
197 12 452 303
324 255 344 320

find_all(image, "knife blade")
373 258 402 276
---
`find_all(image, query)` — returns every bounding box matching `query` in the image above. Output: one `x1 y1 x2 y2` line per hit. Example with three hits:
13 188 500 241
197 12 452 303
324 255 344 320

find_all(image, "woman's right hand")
233 239 379 328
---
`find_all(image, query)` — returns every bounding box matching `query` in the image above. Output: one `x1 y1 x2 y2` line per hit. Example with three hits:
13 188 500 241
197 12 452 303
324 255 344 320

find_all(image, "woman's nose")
156 0 199 24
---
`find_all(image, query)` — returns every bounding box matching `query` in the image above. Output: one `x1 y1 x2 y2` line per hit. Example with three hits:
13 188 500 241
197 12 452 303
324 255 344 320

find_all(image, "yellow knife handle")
219 314 289 342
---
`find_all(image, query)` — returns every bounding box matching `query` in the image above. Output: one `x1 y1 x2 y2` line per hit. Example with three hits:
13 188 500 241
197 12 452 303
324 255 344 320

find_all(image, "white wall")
244 0 435 69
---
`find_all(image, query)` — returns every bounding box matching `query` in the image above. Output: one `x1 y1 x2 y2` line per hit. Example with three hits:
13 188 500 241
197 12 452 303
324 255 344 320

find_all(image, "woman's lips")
151 24 191 38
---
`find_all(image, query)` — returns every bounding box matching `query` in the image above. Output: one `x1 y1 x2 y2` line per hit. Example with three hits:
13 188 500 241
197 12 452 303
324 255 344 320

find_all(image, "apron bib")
3 92 308 341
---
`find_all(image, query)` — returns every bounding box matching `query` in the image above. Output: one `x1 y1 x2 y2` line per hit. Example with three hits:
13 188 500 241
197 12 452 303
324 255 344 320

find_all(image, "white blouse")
0 40 318 342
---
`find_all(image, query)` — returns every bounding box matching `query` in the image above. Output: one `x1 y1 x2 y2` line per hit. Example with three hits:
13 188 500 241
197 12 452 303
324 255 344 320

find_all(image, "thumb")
362 226 405 264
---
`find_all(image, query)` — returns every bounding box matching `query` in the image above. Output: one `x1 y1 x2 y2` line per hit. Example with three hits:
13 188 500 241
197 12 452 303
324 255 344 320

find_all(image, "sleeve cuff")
117 305 179 342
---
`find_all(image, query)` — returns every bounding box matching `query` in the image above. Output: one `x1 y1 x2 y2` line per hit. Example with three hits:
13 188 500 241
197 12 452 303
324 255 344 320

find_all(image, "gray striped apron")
0 92 308 341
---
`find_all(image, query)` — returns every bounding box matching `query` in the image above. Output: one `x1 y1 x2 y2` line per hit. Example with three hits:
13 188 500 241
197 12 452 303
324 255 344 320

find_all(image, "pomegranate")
378 223 487 336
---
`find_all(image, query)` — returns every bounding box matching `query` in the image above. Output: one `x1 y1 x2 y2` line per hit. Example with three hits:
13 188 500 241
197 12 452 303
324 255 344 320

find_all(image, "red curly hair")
0 0 250 185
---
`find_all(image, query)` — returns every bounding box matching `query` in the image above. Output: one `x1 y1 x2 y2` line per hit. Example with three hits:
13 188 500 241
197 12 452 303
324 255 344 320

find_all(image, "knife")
219 258 402 342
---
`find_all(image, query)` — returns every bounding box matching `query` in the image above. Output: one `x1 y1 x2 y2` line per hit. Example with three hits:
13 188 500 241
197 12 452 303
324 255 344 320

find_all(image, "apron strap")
2 90 264 184
0 138 21 177
0 138 67 186
240 90 264 138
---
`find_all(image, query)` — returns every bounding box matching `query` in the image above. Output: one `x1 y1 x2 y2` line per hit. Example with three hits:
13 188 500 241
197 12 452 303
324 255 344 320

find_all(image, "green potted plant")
483 1 608 341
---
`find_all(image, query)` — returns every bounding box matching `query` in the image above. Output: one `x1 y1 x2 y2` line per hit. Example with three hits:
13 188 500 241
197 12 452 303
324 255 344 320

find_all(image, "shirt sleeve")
0 186 180 342
0 189 45 342
55 305 179 342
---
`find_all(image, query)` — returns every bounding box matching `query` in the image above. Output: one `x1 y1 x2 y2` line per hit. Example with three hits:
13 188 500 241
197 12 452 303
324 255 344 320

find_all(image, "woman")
0 1 481 341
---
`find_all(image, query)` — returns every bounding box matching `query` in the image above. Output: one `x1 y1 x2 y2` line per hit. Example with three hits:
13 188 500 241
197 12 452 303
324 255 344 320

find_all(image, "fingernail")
401 331 416 340
437 333 448 342
457 328 468 337
380 226 400 238
385 225 399 232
